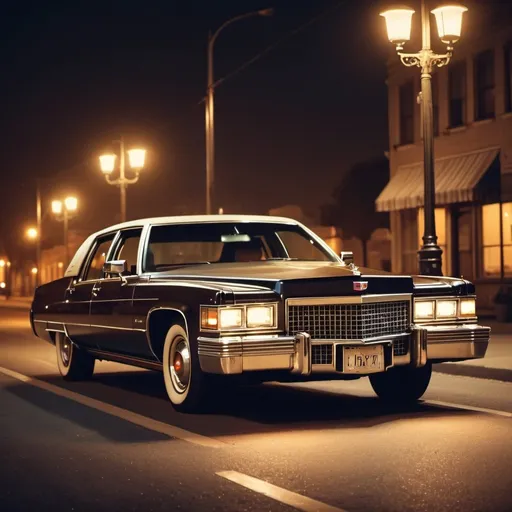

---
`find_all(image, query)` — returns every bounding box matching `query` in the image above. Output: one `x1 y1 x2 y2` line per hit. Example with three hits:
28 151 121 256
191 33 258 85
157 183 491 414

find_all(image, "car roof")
64 215 302 278
93 214 299 236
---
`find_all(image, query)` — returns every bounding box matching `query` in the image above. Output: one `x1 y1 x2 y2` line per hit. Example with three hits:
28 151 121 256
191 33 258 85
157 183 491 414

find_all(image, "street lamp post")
380 1 467 276
52 197 78 267
99 136 146 222
205 8 273 215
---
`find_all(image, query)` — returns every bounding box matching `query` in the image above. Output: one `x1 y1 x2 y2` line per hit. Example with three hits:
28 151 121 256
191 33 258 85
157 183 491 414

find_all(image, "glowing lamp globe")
99 154 117 175
64 196 78 212
431 5 467 45
51 200 63 215
128 148 146 170
380 7 415 46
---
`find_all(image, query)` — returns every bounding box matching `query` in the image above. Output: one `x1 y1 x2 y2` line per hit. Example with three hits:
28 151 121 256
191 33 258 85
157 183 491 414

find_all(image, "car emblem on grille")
353 281 368 291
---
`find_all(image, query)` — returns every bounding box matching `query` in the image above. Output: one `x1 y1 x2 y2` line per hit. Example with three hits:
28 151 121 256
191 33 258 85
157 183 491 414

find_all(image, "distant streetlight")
31 267 38 275
52 196 79 267
380 1 467 276
26 227 38 240
99 136 146 222
0 259 5 268
205 7 273 214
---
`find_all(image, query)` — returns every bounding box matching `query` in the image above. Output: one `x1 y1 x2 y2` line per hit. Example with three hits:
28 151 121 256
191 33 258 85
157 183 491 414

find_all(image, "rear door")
64 233 116 348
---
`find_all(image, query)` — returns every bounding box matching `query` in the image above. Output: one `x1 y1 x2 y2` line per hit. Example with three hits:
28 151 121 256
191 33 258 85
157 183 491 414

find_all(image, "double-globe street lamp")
380 1 467 276
205 8 273 215
51 196 78 267
99 137 146 223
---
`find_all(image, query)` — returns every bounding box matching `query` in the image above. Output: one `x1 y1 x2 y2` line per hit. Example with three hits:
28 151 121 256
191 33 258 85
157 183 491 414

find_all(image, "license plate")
343 344 384 374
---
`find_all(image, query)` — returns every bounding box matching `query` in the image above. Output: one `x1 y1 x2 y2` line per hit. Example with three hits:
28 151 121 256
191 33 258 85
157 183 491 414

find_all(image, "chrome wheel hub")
169 337 191 393
61 337 72 367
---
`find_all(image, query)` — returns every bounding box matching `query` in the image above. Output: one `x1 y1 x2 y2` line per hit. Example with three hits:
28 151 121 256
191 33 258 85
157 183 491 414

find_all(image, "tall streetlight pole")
205 8 273 215
36 181 42 286
99 136 147 223
380 1 467 276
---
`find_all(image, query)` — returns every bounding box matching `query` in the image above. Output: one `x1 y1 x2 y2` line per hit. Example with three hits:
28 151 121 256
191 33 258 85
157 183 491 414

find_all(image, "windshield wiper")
155 261 212 270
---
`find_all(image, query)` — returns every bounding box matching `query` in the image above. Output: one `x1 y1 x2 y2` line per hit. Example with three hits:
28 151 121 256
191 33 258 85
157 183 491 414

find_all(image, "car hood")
149 261 415 298
412 274 473 296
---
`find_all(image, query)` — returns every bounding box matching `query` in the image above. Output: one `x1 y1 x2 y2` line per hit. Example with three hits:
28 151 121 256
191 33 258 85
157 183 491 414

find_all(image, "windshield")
143 222 337 272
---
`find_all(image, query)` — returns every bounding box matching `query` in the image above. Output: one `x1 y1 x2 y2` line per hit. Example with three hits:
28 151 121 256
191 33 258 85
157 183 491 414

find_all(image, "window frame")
79 232 118 283
448 60 467 128
109 227 143 276
399 80 415 145
481 202 512 279
474 49 495 121
505 42 512 113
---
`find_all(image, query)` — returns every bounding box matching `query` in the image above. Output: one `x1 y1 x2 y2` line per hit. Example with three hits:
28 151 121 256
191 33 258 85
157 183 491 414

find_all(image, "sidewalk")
0 297 32 309
433 320 512 382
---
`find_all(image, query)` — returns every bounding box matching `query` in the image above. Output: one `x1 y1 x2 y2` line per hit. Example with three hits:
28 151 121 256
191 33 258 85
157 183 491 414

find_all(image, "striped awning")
375 148 500 212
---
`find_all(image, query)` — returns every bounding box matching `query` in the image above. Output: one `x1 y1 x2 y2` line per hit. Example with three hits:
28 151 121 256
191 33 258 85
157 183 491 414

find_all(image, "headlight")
246 305 275 328
219 308 243 329
460 298 476 317
201 307 243 330
436 300 457 318
414 300 435 320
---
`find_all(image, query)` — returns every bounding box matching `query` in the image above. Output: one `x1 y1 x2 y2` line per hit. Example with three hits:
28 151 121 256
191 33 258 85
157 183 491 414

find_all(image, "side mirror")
103 260 128 277
340 251 354 265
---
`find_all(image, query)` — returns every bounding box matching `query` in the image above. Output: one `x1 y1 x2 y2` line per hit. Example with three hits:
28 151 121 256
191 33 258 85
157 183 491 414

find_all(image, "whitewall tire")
55 331 95 381
162 324 207 412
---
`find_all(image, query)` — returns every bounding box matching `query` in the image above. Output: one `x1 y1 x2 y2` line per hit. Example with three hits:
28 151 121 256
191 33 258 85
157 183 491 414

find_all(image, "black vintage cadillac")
31 215 490 412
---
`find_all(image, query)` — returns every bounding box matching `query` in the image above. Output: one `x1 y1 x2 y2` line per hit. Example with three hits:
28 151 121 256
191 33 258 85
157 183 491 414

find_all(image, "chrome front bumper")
421 323 491 361
197 324 491 376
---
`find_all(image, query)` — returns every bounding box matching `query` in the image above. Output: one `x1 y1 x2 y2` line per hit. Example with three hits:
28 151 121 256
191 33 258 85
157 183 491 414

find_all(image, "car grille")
287 300 410 340
393 337 408 356
312 344 333 365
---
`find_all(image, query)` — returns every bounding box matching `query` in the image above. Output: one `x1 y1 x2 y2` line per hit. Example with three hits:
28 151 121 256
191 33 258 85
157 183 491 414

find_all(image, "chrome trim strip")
86 348 162 371
61 322 146 332
308 332 410 344
286 294 412 306
46 328 65 333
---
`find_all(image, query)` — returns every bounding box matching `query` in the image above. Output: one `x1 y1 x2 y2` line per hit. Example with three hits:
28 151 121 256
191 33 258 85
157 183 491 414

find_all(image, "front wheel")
369 362 432 403
56 332 95 381
162 324 208 413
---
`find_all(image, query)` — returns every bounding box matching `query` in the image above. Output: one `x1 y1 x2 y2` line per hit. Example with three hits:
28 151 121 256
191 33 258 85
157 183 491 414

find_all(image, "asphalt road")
0 306 511 512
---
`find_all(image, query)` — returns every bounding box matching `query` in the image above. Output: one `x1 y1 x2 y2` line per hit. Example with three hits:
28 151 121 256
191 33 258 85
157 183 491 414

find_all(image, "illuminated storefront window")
483 203 512 277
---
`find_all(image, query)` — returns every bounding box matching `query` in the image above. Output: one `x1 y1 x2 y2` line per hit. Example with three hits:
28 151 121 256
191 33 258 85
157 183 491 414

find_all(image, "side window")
112 229 142 275
83 235 115 282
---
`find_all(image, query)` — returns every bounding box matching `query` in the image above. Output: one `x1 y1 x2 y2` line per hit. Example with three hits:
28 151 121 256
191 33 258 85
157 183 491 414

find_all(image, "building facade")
377 16 512 313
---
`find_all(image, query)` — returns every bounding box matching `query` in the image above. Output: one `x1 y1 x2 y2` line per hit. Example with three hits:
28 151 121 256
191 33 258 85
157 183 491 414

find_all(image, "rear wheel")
369 362 432 403
162 324 208 413
56 332 95 381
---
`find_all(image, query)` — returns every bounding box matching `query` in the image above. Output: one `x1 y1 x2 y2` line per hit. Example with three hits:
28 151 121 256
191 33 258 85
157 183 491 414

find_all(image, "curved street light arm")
104 173 140 187
397 48 453 71
210 10 268 48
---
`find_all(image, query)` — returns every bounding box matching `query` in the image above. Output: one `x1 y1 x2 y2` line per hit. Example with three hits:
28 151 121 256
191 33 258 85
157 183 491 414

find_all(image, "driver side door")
90 228 151 358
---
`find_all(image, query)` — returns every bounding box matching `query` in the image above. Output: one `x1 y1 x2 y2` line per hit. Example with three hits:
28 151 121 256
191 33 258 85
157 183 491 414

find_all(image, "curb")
433 363 512 383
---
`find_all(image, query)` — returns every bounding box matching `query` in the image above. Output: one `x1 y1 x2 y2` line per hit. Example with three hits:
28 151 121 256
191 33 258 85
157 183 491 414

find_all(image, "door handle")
68 287 76 295
92 286 101 297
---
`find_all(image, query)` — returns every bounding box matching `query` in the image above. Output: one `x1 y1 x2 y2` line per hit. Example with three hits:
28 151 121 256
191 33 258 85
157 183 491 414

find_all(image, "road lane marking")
216 470 346 512
423 399 512 418
0 365 225 449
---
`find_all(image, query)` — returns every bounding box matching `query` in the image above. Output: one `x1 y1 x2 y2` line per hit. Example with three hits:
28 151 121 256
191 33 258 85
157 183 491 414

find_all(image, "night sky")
0 0 392 254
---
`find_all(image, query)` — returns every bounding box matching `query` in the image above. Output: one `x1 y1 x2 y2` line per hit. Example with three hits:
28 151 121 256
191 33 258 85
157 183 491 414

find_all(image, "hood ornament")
347 262 360 275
